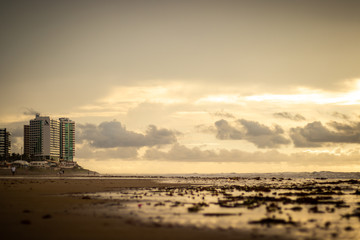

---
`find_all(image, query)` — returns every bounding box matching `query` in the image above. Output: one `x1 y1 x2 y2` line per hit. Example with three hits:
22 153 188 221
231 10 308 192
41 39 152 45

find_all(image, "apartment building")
0 128 11 159
59 118 75 161
25 114 75 161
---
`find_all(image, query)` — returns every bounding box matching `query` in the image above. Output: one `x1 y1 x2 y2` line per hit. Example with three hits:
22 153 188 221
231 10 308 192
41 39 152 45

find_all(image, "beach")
0 177 289 240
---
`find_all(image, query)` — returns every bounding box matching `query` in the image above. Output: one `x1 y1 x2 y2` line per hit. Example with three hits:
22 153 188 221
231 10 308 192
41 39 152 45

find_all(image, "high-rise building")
25 114 75 162
59 118 75 161
0 128 11 160
24 125 30 158
29 114 60 161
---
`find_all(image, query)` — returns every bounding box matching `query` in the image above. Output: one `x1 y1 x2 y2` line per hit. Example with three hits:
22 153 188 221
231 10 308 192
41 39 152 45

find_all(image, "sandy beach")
0 177 290 240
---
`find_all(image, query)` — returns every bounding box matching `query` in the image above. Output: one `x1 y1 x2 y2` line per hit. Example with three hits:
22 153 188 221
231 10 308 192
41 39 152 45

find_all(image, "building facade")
0 128 11 160
29 114 60 161
24 114 75 161
59 118 75 161
24 125 30 158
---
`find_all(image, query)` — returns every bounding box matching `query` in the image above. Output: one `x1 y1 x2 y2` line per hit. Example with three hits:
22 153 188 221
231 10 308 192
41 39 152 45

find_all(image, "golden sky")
1 0 360 174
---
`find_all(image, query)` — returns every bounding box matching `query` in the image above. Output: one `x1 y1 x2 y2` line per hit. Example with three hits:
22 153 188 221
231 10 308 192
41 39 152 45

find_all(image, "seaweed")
203 213 241 217
249 217 297 226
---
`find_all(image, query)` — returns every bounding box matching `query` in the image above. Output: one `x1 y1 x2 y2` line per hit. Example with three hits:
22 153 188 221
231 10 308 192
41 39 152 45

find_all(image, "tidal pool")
78 177 360 240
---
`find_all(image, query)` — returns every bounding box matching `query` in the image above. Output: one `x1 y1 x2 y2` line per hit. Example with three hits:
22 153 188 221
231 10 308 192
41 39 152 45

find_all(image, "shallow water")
79 177 360 240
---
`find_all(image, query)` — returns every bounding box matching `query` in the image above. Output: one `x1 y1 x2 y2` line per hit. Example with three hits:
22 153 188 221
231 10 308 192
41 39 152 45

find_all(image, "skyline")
1 0 360 173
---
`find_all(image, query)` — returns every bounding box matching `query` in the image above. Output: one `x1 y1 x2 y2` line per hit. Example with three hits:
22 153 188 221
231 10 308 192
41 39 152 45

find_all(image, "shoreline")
2 168 360 179
0 167 98 176
0 177 290 240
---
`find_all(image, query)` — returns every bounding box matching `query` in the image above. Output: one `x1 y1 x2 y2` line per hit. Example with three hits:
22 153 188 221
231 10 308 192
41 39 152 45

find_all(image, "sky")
1 0 360 174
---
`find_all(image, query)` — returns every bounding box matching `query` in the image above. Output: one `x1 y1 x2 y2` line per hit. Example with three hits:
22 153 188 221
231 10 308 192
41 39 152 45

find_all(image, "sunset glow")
1 1 360 174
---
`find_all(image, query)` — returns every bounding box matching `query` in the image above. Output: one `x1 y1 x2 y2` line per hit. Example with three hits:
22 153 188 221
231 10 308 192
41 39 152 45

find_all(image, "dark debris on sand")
84 177 360 240
249 217 297 226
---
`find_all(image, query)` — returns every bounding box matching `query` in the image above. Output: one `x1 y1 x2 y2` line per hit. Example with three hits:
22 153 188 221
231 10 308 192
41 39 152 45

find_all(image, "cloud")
214 119 291 148
273 112 306 121
214 119 244 140
0 121 28 138
194 124 216 134
23 108 40 116
210 111 235 119
144 144 287 162
327 121 360 134
331 112 350 120
289 127 322 148
76 143 138 160
143 144 360 166
289 150 360 166
212 118 360 149
77 120 178 148
290 121 360 147
239 119 284 136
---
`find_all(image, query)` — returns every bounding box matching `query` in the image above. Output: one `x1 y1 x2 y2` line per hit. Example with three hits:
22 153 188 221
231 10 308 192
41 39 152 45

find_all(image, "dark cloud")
214 119 244 140
238 119 282 136
77 120 178 148
289 127 322 148
327 121 360 133
290 121 360 147
214 119 290 148
273 112 306 121
23 108 40 116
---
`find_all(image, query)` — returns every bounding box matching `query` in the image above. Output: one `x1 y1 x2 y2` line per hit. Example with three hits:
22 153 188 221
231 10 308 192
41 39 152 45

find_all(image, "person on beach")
11 166 16 175
58 169 65 175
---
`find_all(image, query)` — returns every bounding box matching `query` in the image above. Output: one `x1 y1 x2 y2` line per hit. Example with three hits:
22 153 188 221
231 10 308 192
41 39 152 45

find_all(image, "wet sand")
0 177 289 240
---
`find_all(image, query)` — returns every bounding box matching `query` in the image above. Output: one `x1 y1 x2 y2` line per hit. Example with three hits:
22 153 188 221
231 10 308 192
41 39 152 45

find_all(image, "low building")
29 161 49 168
59 161 78 169
12 160 30 168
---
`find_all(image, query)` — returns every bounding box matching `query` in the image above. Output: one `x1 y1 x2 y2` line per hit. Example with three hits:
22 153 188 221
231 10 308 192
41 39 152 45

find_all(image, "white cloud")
244 79 360 105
